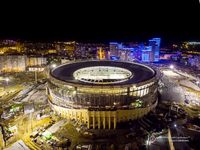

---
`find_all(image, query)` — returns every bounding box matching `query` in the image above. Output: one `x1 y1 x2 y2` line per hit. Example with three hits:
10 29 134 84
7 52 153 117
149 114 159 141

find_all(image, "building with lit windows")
47 60 158 129
109 42 142 61
0 55 47 73
0 55 27 73
141 46 152 62
148 38 161 62
110 38 161 62
27 57 47 66
97 47 106 60
26 57 47 72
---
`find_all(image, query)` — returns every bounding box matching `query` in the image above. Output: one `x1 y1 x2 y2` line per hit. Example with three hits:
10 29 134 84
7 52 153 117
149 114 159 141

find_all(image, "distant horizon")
0 35 200 47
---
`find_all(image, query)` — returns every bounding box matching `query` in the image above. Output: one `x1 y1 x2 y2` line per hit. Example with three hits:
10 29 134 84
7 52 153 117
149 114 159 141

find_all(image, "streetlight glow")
169 65 174 69
146 140 149 145
5 78 9 82
5 77 10 86
51 64 56 68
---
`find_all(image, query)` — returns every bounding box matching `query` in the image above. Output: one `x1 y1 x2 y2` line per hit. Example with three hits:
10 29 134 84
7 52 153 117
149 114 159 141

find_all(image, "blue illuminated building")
149 38 161 62
109 38 161 62
141 38 161 62
141 46 152 62
109 42 142 61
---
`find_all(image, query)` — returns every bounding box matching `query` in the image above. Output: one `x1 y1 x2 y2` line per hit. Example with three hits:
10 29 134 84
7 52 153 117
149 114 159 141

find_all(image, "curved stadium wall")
47 60 158 129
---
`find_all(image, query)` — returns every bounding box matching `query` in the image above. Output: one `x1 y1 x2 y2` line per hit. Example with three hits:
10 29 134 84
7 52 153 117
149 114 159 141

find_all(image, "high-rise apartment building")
148 38 161 62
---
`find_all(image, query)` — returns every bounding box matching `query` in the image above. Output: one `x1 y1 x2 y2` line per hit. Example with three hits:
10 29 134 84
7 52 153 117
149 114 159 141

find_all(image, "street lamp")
196 81 199 85
51 64 56 68
5 77 9 86
174 124 177 128
169 65 174 69
34 70 37 83
146 133 151 150
146 140 149 145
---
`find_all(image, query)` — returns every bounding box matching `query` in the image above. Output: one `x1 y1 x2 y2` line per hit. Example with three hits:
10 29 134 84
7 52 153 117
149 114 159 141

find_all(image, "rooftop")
50 60 156 86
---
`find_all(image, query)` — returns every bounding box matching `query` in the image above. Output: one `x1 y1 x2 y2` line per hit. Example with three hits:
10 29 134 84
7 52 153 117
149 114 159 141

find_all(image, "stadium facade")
47 60 158 129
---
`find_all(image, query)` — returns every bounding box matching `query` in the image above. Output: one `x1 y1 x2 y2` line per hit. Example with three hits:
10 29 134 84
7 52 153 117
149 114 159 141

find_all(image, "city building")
0 55 27 73
109 42 122 57
61 58 70 64
141 46 152 62
27 57 47 66
47 60 158 129
26 57 47 72
75 43 107 60
109 38 161 62
0 55 47 73
180 41 200 54
97 47 106 60
148 38 161 62
0 40 24 55
188 56 200 70
109 42 141 61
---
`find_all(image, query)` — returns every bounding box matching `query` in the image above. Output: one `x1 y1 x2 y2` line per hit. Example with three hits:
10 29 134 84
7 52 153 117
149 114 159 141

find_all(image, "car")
83 131 93 136
32 138 37 143
37 138 44 145
38 132 43 136
76 127 81 132
185 100 189 104
75 144 82 149
30 131 39 138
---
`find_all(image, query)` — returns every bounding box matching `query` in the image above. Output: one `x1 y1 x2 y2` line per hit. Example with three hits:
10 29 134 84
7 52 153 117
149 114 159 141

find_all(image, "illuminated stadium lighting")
73 66 133 84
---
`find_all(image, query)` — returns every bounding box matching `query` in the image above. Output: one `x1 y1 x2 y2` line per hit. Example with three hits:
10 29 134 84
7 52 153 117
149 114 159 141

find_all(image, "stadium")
47 60 158 129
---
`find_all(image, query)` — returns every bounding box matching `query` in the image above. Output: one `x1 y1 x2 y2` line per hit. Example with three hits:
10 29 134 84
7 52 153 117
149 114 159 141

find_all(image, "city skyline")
1 36 200 149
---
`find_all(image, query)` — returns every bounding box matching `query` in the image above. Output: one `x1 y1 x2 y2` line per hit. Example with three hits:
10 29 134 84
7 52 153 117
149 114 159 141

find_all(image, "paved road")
170 127 191 150
148 134 169 150
47 120 66 134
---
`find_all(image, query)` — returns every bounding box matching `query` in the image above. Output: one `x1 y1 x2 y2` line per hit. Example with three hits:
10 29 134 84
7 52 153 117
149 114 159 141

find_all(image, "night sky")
0 1 200 45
